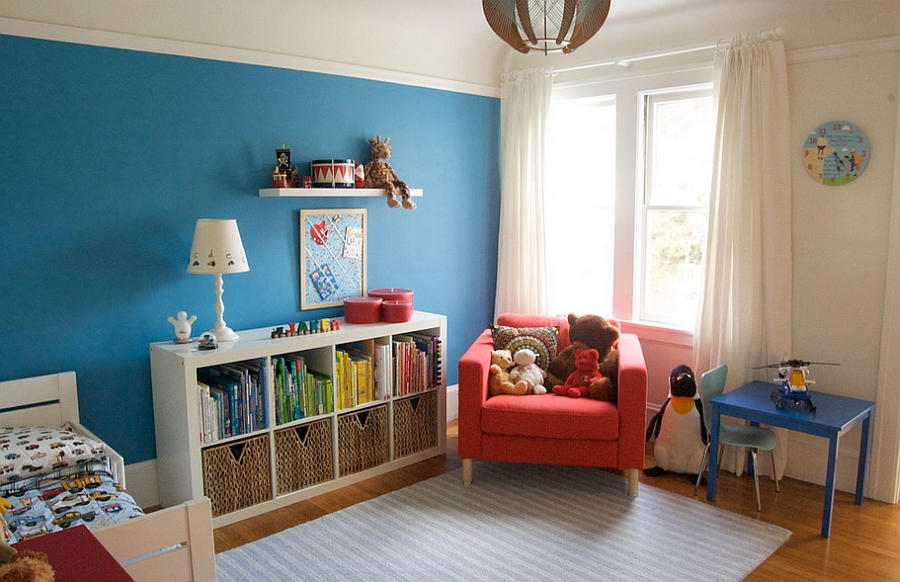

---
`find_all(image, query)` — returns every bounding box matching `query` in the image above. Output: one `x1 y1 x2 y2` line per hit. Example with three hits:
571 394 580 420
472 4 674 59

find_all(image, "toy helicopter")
754 359 839 412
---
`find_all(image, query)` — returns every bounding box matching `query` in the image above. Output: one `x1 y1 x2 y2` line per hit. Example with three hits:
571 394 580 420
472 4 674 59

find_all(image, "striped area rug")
216 462 790 581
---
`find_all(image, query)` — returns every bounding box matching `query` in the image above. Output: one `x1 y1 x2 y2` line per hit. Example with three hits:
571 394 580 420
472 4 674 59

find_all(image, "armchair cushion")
482 395 619 440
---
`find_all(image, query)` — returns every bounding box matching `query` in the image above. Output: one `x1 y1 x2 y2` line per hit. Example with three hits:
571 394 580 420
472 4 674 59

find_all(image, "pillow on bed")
0 426 105 484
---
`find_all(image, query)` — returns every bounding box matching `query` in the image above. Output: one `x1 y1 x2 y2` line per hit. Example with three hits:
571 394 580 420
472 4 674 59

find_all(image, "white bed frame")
0 371 216 582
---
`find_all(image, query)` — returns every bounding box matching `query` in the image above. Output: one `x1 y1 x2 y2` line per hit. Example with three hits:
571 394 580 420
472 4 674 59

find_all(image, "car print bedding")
0 424 144 543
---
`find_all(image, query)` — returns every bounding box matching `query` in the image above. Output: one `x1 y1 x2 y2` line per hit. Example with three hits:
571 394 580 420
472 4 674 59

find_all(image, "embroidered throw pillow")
491 325 559 370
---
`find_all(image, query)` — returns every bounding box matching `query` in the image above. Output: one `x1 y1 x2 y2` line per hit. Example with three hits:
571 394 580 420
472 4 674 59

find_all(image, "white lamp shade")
187 219 250 275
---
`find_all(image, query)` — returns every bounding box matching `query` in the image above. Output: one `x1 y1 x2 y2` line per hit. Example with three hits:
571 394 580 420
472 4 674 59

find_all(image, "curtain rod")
552 28 784 74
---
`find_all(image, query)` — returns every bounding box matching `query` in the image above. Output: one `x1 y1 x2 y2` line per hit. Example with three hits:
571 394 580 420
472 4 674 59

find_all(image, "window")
548 69 714 329
639 88 715 326
546 96 616 317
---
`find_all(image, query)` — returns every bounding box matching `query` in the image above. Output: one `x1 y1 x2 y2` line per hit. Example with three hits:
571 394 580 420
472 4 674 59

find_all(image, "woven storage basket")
337 404 388 476
393 391 438 458
274 418 335 495
202 434 272 517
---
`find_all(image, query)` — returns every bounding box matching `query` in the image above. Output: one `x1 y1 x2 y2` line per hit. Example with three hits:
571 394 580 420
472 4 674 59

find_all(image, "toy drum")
311 159 355 188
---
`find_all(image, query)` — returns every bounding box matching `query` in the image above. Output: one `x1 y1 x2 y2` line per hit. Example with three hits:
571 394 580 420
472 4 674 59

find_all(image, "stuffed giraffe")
364 136 416 210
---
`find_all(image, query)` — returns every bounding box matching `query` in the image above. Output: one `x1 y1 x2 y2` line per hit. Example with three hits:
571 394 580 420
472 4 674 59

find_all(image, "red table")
15 525 134 581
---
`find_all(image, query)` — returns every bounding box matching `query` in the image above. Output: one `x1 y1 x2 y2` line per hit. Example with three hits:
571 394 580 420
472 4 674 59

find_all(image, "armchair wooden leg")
624 468 639 496
462 459 473 485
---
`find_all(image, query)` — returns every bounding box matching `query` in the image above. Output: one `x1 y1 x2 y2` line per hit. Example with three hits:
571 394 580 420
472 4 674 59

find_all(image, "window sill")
618 320 693 348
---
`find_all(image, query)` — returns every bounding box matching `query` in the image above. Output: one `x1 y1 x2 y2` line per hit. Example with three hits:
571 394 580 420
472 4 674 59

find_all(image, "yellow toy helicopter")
754 359 839 413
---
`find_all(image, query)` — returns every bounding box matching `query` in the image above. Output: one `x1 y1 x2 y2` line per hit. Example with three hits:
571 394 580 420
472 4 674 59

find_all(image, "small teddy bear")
509 349 547 394
489 349 529 396
364 135 416 210
553 348 603 398
0 543 55 582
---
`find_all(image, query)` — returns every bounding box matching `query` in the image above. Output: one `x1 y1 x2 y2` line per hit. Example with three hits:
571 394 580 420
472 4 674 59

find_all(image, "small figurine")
276 146 291 172
167 311 197 344
198 332 218 350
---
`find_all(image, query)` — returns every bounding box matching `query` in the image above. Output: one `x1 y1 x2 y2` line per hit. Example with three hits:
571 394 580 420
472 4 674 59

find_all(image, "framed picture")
300 208 367 309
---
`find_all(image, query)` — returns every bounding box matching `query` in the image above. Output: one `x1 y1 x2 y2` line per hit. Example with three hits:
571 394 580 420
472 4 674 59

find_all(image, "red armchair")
458 313 648 495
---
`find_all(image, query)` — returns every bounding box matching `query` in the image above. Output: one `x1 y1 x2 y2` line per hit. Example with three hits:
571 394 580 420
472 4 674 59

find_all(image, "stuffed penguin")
644 364 708 478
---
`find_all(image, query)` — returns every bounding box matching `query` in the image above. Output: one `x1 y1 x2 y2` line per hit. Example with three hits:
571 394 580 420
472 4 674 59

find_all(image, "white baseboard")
447 383 458 421
124 459 159 509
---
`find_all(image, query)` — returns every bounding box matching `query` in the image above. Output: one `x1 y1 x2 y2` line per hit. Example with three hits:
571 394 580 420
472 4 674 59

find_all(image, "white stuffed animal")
509 349 548 395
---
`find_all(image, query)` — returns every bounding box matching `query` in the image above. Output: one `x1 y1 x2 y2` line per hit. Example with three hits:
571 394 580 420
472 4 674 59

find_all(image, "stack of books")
197 360 267 444
335 341 376 410
272 354 333 425
392 333 442 396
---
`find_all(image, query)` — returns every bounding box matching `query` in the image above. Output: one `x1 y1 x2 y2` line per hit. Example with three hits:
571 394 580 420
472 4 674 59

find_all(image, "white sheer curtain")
494 69 553 318
693 31 792 478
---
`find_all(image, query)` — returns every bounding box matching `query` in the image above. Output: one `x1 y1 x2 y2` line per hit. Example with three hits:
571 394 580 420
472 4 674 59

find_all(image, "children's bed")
0 371 215 582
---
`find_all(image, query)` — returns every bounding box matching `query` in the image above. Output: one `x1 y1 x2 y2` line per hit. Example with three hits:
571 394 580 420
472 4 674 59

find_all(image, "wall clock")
803 120 870 185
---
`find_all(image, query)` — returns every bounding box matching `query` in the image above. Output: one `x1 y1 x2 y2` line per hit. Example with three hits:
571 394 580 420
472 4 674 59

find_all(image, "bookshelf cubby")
150 311 446 527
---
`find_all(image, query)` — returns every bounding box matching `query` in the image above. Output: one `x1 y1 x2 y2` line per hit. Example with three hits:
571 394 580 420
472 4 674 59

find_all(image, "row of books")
393 333 442 396
195 335 442 441
197 361 267 444
335 341 382 410
272 354 334 425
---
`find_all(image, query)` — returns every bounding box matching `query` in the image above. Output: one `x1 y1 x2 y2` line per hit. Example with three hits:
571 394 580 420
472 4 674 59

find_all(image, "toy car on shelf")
755 359 839 413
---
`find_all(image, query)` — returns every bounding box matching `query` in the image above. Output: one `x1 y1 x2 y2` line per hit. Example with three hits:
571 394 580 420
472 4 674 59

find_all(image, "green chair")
695 364 780 511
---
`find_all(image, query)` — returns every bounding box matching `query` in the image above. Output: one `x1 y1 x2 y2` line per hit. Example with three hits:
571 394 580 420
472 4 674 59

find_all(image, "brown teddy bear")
0 543 55 582
488 349 529 396
552 347 603 398
546 313 619 401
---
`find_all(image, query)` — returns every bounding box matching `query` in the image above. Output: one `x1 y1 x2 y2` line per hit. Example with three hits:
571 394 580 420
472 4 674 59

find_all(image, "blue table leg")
707 406 720 502
822 435 840 538
856 413 872 505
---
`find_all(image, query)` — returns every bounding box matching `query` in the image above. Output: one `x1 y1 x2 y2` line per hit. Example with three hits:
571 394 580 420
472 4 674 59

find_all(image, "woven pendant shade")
483 0 611 54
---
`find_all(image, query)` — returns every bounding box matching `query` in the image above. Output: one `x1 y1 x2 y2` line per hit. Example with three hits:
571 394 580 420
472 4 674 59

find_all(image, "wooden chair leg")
624 468 639 496
462 459 473 485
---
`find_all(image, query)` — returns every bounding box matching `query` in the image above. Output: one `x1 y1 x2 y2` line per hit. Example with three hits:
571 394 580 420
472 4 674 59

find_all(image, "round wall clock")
803 120 870 185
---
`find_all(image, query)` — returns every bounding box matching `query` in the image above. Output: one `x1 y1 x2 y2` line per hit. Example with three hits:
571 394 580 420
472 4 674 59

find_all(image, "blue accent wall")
0 34 500 464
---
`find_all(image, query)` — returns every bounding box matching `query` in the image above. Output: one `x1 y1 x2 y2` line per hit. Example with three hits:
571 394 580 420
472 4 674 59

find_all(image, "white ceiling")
1 1 898 89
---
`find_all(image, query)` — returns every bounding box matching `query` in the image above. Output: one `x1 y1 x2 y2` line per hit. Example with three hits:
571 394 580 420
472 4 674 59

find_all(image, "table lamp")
187 218 249 342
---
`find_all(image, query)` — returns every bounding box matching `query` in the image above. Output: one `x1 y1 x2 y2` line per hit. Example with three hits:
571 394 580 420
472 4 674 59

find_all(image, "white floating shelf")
259 187 423 198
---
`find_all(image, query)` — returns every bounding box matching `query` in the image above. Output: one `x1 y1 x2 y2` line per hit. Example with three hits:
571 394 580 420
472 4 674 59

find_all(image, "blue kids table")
706 380 875 538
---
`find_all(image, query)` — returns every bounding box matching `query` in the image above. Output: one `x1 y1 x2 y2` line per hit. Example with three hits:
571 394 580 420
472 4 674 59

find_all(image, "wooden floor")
214 421 900 581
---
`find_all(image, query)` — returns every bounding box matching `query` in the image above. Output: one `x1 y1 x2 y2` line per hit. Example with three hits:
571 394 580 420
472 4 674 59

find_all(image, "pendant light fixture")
483 0 612 55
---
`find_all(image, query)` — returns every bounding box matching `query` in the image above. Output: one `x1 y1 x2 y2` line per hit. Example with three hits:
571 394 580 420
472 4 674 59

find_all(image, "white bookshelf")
150 311 446 527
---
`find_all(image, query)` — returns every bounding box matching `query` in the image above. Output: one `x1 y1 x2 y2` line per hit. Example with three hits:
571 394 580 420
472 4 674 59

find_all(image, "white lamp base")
207 273 240 342
207 324 239 343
